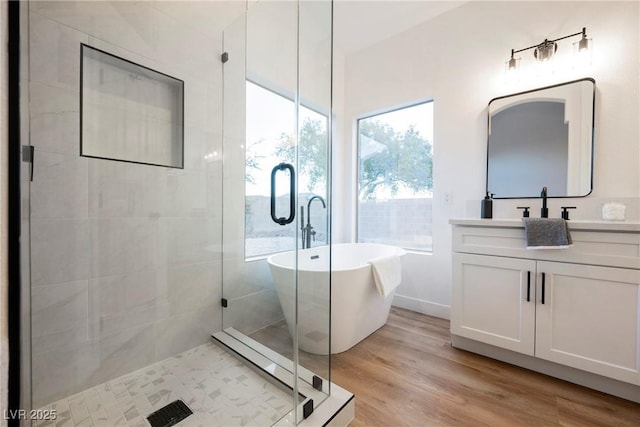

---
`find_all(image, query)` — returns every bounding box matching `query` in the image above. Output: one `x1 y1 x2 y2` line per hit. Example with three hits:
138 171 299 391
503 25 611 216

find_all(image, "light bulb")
573 37 593 68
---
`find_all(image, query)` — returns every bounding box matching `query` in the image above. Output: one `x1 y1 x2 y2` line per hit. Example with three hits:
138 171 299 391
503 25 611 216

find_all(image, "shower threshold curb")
212 329 354 427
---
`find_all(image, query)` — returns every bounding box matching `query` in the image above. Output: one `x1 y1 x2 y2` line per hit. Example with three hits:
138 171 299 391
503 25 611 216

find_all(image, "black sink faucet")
540 186 548 218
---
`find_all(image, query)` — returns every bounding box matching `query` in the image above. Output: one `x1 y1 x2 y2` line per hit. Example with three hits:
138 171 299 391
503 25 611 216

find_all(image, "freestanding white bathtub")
267 243 406 355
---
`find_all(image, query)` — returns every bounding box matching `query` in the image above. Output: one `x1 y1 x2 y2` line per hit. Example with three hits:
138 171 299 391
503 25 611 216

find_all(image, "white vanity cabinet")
452 253 536 356
535 261 640 384
450 219 640 397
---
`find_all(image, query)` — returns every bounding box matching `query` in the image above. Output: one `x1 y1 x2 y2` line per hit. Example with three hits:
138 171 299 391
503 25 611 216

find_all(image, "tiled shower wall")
28 1 232 407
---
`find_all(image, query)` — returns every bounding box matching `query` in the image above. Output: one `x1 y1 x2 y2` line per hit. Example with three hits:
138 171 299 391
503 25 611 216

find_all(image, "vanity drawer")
452 225 640 269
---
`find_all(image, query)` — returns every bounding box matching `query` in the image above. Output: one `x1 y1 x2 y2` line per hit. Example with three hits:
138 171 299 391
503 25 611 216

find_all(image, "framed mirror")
486 78 595 198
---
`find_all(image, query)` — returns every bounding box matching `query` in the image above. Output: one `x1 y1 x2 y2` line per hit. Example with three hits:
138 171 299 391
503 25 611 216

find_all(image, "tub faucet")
540 186 548 218
301 195 326 249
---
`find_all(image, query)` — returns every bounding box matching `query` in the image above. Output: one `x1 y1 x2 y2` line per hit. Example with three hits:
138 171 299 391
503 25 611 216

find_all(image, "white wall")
337 1 640 318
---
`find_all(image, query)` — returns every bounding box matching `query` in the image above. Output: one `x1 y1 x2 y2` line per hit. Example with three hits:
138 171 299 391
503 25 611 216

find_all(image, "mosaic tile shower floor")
34 342 294 427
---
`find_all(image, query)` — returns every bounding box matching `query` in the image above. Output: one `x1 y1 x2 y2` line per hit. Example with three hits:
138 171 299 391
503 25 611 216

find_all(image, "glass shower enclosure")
217 0 333 422
19 0 333 425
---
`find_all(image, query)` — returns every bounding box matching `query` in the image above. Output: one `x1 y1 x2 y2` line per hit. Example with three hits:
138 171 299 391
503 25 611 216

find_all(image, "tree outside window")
245 81 329 258
357 102 434 251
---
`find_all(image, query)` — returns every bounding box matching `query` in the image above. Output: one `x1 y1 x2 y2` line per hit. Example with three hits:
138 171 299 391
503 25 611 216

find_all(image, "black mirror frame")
486 77 596 199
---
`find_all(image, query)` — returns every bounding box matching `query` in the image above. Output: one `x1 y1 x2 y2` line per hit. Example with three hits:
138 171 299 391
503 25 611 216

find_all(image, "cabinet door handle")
526 271 531 302
541 272 546 304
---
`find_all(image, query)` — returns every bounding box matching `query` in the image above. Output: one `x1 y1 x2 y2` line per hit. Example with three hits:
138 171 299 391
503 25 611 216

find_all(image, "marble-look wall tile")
32 341 94 408
84 35 168 82
158 261 220 316
88 269 166 340
206 84 224 135
219 11 245 140
224 289 283 335
184 79 209 130
29 11 88 88
91 218 157 278
204 128 223 155
220 139 245 262
31 219 91 287
156 305 220 360
206 149 223 219
157 12 217 83
85 324 157 387
29 81 80 155
33 324 157 408
221 137 246 181
158 169 207 217
88 159 160 218
183 126 207 171
30 2 159 60
152 1 245 40
158 218 221 266
31 281 89 354
31 151 89 219
223 256 274 300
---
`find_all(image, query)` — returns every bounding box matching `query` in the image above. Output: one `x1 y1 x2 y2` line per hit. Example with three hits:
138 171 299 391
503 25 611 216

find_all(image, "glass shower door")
295 0 333 409
220 1 299 423
220 0 333 423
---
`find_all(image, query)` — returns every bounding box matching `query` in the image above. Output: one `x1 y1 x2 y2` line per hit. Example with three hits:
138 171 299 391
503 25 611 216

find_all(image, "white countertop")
449 218 640 232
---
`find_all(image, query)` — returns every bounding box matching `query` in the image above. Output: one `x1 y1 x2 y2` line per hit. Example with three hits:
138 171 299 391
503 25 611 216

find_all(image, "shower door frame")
9 2 35 423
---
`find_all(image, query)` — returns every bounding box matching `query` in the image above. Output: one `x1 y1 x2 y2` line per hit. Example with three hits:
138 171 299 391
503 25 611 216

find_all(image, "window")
357 101 433 251
245 81 329 258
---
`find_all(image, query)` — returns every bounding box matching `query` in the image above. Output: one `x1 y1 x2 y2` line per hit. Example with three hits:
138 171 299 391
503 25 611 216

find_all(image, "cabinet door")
452 253 536 355
536 261 640 385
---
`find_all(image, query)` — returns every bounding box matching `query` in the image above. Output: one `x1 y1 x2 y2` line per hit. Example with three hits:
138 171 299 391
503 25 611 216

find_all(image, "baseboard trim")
392 294 450 320
451 334 640 404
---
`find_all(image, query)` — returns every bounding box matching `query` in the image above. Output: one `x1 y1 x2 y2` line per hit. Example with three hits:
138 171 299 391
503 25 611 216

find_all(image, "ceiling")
333 0 467 54
155 1 467 56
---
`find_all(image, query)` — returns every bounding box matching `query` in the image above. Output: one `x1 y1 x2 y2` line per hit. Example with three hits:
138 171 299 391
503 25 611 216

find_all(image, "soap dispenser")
481 192 494 219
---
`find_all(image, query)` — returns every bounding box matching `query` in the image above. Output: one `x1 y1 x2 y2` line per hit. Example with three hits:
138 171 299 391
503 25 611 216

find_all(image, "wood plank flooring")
330 307 640 427
251 307 639 426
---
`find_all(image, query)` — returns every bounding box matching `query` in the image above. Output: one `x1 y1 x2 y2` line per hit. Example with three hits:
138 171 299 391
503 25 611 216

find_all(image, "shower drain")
146 399 193 427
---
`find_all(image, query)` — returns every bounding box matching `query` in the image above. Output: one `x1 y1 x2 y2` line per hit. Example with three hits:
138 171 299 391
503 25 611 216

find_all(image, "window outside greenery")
357 102 434 251
245 81 328 258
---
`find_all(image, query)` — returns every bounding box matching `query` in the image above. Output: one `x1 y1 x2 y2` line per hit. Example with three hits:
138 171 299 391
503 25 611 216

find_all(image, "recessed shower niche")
80 44 184 168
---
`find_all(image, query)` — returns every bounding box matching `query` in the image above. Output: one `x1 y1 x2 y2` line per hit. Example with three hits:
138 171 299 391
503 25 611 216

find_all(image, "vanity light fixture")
507 27 591 70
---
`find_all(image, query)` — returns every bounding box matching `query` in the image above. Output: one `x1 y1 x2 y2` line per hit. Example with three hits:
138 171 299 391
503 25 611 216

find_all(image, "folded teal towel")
522 218 573 249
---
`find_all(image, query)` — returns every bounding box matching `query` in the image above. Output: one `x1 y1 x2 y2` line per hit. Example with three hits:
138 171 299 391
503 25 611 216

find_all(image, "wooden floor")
252 307 640 426
330 307 640 427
